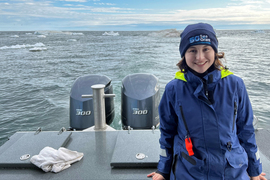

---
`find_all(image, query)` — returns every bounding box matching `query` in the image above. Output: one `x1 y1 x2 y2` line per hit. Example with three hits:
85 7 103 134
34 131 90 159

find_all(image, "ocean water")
0 30 269 146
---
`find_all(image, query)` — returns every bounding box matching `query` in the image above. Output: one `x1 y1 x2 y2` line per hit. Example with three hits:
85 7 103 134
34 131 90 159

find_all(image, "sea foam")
0 43 46 50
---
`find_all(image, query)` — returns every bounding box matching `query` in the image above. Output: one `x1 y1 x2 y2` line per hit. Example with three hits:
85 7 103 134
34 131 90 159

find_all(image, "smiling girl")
147 23 266 180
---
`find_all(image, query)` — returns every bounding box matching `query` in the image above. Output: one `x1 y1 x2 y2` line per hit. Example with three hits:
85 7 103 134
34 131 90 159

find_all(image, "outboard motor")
70 75 114 130
121 73 160 129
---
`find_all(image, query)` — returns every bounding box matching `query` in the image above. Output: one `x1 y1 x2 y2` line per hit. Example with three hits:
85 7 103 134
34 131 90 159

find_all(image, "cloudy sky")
1 0 270 31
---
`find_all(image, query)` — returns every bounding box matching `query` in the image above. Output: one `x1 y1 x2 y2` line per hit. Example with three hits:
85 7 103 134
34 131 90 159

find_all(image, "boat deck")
0 129 269 180
0 130 159 180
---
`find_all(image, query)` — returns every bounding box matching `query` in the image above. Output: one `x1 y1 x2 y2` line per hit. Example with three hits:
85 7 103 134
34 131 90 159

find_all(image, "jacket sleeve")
157 84 178 176
236 79 262 177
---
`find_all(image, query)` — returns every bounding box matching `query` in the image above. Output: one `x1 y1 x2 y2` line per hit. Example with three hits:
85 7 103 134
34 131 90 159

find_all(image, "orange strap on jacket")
180 106 194 156
185 137 194 156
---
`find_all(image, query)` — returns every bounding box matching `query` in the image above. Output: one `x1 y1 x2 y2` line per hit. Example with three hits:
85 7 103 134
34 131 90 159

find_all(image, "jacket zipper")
180 106 190 136
232 101 237 132
202 79 209 98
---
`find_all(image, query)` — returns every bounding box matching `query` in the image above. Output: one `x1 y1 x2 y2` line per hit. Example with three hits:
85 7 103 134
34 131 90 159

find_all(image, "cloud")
1 0 270 30
94 3 116 6
173 5 270 24
238 0 264 4
229 0 270 6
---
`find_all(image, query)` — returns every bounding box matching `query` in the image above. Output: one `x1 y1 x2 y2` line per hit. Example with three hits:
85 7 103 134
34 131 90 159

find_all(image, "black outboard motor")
70 75 114 130
121 73 160 129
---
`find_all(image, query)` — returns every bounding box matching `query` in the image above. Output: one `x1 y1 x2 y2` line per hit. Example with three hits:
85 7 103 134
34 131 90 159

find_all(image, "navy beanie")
179 23 218 57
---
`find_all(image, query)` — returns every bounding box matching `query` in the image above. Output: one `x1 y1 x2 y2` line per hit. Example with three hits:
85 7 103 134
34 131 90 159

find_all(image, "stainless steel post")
82 84 115 131
92 84 106 130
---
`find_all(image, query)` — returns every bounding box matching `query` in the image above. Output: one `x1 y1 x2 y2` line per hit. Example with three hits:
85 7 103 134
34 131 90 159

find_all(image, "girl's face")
185 45 215 74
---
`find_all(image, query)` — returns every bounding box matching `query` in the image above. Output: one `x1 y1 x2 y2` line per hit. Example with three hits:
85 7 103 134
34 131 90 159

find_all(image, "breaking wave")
0 42 46 50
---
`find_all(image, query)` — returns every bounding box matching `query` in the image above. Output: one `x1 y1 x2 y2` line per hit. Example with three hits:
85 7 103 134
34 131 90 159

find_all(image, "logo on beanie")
189 34 211 44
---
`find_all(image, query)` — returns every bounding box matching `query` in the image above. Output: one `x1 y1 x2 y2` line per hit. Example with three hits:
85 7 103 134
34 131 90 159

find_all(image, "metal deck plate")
110 130 160 168
0 131 72 168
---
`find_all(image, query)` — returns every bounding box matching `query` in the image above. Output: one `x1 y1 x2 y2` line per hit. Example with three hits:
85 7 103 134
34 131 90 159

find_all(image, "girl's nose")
196 50 205 61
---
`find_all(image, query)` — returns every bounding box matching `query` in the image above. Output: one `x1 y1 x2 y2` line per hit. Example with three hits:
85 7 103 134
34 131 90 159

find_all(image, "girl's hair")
176 52 226 73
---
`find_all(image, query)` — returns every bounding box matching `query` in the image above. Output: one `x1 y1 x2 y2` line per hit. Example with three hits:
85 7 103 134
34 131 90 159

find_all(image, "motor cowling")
121 73 160 129
70 75 114 130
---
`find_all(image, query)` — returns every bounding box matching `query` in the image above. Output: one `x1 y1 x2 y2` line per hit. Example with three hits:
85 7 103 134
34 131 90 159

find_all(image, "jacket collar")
175 68 233 83
175 68 233 97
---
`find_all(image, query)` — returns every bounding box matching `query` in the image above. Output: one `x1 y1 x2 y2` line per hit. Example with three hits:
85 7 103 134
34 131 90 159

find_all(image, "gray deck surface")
0 131 72 168
0 129 269 180
254 129 270 179
0 130 159 180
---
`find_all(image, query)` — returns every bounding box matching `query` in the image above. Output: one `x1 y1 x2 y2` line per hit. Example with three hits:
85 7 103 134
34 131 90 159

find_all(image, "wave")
67 39 77 42
29 47 47 52
0 42 46 50
37 35 46 38
102 31 119 36
10 35 19 38
72 33 84 36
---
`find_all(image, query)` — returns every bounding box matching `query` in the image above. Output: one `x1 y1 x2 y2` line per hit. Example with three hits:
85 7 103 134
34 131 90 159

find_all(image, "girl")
147 23 266 180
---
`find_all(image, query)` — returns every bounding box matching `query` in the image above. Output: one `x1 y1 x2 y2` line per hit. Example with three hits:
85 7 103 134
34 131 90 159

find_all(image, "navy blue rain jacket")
157 69 262 180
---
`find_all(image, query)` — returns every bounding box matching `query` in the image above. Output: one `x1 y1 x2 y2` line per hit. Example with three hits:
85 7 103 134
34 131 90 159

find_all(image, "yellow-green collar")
175 69 233 82
175 71 187 82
